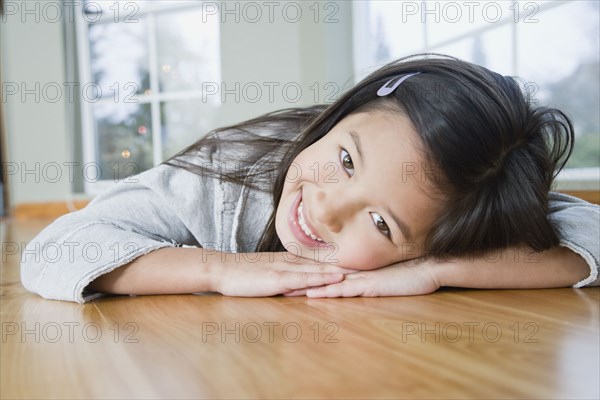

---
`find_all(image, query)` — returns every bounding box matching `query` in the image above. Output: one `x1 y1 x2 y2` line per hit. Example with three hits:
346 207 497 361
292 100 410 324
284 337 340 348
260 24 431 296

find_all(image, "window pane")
518 1 599 168
433 23 513 76
368 0 425 62
161 100 219 160
477 24 513 76
94 102 154 180
88 21 150 97
430 37 474 62
155 7 221 92
426 1 514 47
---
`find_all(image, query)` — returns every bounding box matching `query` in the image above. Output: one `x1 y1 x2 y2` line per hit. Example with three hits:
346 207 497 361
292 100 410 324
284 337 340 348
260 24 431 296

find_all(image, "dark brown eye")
370 212 390 237
340 149 354 174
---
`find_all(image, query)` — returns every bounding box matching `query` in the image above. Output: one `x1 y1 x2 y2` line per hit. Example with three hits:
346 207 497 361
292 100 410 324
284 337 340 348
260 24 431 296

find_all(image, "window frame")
74 1 217 195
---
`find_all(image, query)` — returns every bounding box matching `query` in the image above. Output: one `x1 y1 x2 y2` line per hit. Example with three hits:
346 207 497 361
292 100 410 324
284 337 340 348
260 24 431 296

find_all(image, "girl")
21 54 599 303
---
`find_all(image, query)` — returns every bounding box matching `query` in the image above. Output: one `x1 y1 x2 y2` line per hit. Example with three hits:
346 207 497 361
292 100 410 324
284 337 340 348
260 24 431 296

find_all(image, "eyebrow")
348 130 364 167
348 131 413 243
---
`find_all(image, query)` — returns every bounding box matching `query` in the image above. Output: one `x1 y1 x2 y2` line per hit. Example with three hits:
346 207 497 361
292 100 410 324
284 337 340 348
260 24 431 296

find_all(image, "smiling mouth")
297 201 324 242
288 191 327 247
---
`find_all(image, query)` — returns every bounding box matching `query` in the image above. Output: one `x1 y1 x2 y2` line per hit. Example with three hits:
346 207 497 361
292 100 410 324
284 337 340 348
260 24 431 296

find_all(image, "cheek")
290 143 333 181
339 254 383 270
330 241 394 270
327 235 425 269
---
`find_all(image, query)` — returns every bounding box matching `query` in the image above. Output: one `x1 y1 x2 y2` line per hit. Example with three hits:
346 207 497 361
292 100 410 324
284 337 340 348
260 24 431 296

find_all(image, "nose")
313 187 363 233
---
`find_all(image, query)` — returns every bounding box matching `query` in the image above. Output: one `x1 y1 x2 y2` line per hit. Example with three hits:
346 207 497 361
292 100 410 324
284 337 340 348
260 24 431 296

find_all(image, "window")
75 0 221 194
354 0 599 189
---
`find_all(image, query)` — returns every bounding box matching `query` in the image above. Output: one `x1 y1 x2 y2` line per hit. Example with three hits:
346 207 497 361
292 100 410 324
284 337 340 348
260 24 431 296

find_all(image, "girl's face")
275 110 440 270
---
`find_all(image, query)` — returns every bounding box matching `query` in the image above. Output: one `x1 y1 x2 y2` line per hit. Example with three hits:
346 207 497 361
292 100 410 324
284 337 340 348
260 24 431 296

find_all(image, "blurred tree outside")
546 61 600 169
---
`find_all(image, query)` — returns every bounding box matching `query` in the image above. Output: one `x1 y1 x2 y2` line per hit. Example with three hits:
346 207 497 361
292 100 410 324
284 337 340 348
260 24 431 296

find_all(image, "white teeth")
297 201 323 242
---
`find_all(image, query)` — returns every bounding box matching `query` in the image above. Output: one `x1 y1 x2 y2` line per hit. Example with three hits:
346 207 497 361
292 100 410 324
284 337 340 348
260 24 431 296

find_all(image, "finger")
296 265 358 274
251 253 358 274
272 263 358 275
306 280 365 298
281 272 344 291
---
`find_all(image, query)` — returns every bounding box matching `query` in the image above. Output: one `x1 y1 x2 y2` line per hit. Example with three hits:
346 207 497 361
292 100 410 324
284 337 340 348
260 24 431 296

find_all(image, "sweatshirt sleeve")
20 162 215 303
548 191 600 288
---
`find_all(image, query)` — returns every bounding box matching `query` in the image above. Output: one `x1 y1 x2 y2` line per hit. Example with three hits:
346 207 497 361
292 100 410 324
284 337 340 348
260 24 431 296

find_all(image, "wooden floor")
1 218 599 399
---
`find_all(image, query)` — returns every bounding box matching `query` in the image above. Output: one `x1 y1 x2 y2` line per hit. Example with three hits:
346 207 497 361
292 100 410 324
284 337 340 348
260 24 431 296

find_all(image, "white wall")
216 1 354 126
1 0 354 208
1 4 70 206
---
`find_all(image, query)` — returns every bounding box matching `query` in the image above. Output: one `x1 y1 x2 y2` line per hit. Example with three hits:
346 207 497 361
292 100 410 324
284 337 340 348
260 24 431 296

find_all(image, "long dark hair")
164 54 574 259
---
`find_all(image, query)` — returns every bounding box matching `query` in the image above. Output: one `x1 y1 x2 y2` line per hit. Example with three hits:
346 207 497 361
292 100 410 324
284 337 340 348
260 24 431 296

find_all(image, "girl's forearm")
86 247 216 295
85 248 349 297
432 245 591 289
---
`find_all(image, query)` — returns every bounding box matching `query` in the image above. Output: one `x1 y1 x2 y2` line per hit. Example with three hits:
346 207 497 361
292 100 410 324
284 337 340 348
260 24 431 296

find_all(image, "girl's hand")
294 245 592 297
213 252 357 297
287 258 441 298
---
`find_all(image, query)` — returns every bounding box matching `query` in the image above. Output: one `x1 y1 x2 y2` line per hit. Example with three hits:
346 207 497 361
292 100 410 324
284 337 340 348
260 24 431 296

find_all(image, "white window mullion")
351 1 373 81
74 2 97 195
512 19 518 76
146 13 163 166
423 22 429 54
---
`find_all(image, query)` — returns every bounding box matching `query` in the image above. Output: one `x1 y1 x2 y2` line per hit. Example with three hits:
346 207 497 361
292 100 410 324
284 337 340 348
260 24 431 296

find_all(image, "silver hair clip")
377 72 421 96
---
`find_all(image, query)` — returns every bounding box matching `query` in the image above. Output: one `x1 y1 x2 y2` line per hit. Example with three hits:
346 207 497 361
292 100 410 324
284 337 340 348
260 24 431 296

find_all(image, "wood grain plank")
1 218 599 399
561 190 600 204
11 200 90 219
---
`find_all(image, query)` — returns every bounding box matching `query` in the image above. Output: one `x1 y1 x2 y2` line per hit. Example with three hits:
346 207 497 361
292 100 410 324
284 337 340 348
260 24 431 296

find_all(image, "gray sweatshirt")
20 142 600 303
